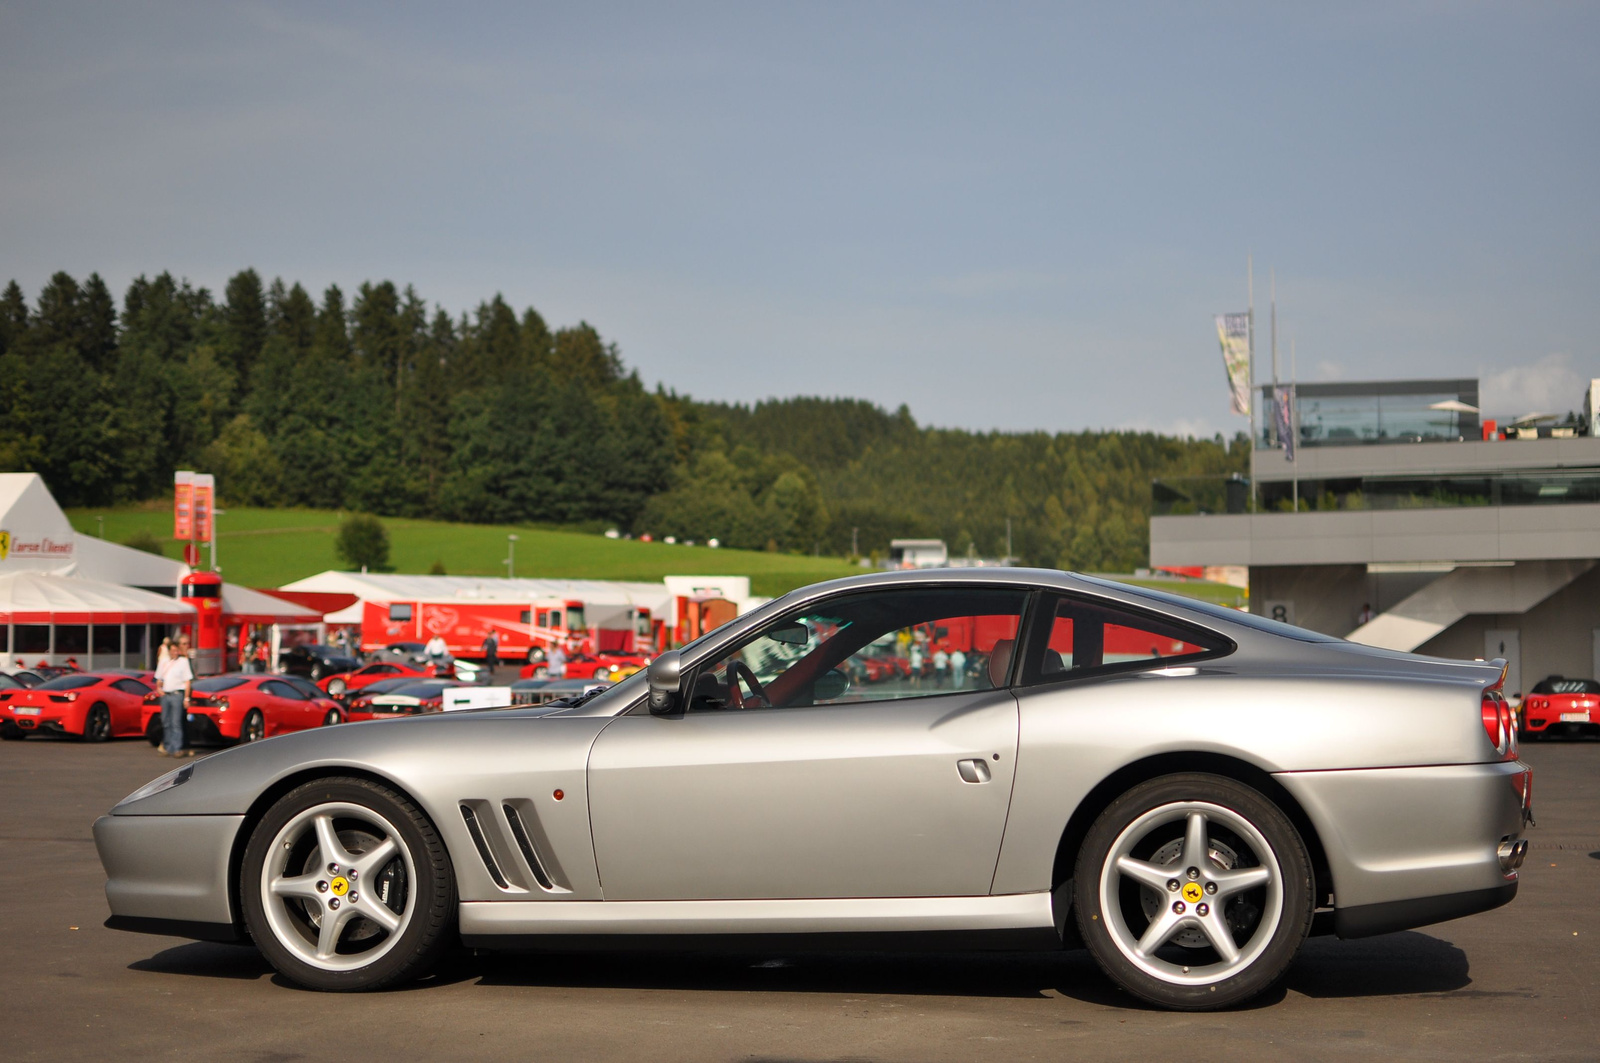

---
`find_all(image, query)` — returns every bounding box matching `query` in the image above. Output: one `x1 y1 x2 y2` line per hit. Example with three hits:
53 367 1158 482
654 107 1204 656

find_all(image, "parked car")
1 672 155 740
95 569 1530 1009
369 642 430 666
3 670 45 689
343 679 465 722
139 674 345 746
279 644 361 681
1520 676 1600 739
519 650 649 681
320 660 447 698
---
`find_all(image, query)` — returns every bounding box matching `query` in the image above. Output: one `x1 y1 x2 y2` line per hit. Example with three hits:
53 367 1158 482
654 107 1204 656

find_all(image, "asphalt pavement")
2 733 1596 1062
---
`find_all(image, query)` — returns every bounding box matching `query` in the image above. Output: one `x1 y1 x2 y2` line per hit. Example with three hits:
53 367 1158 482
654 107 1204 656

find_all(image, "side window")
688 586 1027 712
1022 594 1228 685
262 680 304 700
373 664 398 675
112 679 150 696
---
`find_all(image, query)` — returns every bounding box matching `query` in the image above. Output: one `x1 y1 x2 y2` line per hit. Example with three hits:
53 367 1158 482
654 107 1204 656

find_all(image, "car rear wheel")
328 678 347 696
84 704 112 742
1074 773 1314 1011
240 777 456 991
240 709 266 743
322 708 343 727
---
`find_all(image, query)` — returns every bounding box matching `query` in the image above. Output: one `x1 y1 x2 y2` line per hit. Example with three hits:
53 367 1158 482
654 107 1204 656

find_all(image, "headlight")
117 764 194 807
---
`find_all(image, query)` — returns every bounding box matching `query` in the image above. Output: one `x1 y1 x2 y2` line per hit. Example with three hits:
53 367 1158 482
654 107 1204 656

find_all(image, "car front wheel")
1074 773 1313 1010
322 708 343 727
239 777 456 991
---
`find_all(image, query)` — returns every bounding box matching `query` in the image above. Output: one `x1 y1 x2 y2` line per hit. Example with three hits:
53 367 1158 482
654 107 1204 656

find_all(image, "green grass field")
66 502 1248 607
65 502 861 597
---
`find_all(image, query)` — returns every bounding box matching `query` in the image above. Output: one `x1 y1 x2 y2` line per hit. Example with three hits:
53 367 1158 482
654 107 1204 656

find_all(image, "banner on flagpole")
193 474 215 543
173 471 194 540
1215 313 1251 416
1276 386 1296 462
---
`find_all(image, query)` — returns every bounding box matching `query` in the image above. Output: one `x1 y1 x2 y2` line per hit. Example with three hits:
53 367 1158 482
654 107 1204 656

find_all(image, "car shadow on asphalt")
1285 932 1471 997
129 931 1474 1006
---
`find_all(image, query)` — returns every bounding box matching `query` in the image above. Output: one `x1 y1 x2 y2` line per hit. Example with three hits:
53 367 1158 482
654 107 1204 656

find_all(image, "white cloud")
1479 353 1591 420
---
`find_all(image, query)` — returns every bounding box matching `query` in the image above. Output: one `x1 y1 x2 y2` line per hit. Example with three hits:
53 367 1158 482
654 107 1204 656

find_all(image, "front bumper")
1276 760 1530 937
94 813 245 938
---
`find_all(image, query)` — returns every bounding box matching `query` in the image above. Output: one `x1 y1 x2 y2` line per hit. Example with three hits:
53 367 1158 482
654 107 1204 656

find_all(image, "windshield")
1532 678 1600 695
1079 576 1340 644
39 674 100 691
194 677 249 693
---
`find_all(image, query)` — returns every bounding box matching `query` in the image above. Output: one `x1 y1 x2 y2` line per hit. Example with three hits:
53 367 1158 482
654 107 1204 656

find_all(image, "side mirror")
647 651 683 715
813 668 850 701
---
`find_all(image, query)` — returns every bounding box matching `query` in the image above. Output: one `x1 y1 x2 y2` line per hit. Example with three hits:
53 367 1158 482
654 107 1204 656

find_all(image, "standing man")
161 634 195 757
481 630 500 683
546 642 567 680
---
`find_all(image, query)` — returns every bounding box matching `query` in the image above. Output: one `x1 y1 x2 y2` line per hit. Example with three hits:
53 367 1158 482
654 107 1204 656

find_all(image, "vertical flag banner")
1215 313 1251 416
1276 386 1296 462
193 474 215 543
173 471 194 540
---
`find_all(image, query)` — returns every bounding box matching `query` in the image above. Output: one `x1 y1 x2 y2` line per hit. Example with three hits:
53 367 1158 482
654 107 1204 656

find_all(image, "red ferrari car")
1521 676 1600 739
0 672 155 741
319 660 449 698
140 673 345 746
520 650 651 681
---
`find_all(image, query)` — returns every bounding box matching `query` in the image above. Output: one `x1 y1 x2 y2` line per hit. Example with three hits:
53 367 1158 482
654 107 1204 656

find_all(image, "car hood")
110 703 602 817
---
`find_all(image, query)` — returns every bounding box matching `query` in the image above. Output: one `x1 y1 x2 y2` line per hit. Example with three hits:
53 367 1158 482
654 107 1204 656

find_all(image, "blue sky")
2 2 1595 434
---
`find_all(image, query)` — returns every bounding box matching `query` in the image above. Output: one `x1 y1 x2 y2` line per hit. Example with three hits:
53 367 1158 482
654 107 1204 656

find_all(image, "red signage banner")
173 471 194 540
193 474 215 544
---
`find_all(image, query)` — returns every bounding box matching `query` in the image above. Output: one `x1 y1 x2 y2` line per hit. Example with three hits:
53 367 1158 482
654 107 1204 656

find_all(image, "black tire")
322 708 343 727
83 703 112 742
1074 773 1314 1011
239 709 266 744
145 716 163 747
311 664 325 680
239 776 456 991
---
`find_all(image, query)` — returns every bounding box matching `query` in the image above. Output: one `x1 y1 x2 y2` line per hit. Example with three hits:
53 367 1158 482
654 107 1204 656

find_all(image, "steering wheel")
725 660 769 709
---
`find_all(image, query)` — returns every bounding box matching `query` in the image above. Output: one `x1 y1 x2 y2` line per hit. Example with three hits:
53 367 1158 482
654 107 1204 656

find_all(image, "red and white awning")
0 571 195 624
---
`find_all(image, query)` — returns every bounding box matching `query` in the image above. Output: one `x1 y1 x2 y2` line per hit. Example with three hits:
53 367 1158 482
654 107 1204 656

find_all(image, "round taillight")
1481 690 1515 759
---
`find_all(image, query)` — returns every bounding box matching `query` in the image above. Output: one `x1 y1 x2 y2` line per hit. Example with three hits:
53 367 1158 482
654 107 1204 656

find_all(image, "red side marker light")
552 789 564 801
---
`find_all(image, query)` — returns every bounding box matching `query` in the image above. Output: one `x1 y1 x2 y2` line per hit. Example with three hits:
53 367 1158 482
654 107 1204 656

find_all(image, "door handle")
956 758 992 784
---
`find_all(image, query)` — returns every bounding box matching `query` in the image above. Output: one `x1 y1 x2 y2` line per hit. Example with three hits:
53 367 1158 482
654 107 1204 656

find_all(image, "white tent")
0 570 194 670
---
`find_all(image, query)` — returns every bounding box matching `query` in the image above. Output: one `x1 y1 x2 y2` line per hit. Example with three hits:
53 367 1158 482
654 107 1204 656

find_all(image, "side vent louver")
503 803 555 890
459 803 510 889
459 798 570 894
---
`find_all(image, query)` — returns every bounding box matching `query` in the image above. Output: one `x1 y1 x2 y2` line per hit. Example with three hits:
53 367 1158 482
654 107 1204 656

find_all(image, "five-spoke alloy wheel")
241 777 455 990
1075 773 1313 1010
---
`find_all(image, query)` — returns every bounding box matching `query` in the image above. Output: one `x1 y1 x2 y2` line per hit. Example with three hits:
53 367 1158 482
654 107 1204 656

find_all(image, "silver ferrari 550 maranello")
95 569 1533 1009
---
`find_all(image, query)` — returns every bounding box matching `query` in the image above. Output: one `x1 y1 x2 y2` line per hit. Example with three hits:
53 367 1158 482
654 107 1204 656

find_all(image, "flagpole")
1290 335 1299 510
1247 254 1256 511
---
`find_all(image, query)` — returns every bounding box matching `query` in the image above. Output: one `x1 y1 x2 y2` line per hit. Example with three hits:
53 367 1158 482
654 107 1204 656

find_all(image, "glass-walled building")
1153 375 1600 700
1257 379 1480 450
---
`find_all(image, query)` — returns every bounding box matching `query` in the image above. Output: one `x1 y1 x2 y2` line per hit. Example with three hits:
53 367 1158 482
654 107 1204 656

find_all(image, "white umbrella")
1427 399 1480 413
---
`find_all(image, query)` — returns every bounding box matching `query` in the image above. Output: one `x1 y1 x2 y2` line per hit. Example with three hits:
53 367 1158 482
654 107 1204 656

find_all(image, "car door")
259 679 312 732
586 584 1029 901
109 678 152 734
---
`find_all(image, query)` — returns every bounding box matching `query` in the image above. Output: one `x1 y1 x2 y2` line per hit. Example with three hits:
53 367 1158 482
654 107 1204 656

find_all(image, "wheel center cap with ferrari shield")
1181 881 1204 904
330 876 350 897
